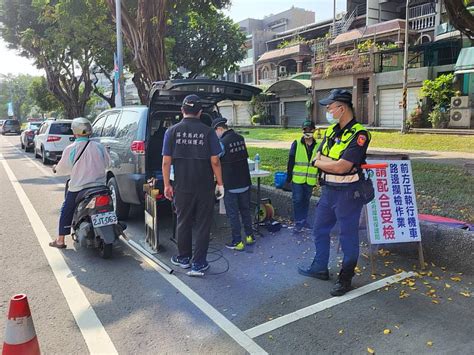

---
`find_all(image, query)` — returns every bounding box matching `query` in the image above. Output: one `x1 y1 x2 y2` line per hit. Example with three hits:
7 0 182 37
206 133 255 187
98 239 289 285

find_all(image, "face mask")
326 106 342 124
303 132 314 139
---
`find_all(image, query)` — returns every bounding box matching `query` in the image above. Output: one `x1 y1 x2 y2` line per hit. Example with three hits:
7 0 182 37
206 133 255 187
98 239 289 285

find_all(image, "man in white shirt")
49 117 110 249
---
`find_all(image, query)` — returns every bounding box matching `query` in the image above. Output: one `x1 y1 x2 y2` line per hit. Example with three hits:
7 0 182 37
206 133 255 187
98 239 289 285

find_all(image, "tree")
444 0 474 40
105 0 236 104
0 74 35 121
169 9 246 78
28 77 63 117
0 0 116 118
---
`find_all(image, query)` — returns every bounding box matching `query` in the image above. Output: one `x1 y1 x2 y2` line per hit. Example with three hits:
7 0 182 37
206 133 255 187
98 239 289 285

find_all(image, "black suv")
92 79 261 219
1 119 21 135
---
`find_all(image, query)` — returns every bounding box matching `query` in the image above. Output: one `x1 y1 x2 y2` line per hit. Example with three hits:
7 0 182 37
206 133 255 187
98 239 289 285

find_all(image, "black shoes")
330 279 352 296
297 266 330 280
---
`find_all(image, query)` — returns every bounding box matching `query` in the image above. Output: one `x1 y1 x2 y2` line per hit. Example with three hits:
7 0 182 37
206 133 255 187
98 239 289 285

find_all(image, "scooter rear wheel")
100 243 113 259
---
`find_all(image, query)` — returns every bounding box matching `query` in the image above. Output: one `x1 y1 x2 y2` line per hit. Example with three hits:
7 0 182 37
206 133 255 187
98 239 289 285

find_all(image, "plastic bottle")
254 153 260 172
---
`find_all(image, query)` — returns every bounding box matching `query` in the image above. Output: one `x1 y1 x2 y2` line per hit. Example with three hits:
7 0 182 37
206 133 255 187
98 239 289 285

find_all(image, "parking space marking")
244 271 416 339
122 236 268 355
0 152 118 355
2 142 268 355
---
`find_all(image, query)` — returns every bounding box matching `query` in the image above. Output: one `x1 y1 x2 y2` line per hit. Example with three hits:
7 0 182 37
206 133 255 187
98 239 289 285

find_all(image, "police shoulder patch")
357 134 367 147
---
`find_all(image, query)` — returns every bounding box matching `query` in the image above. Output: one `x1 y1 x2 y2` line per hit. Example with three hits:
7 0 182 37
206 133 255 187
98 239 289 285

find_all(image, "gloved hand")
215 184 224 200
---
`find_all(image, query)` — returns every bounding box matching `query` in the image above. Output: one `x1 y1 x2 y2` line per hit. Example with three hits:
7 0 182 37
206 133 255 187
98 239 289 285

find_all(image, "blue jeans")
292 182 314 228
311 184 364 279
59 190 80 235
223 189 253 243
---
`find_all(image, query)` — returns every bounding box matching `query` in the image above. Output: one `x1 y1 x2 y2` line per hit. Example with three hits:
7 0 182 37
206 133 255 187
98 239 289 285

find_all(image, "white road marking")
2 141 268 354
0 152 118 355
244 271 416 339
123 237 268 355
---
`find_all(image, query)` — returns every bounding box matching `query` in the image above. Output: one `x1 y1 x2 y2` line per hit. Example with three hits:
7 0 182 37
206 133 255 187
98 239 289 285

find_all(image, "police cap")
182 94 203 113
319 89 352 106
211 116 228 129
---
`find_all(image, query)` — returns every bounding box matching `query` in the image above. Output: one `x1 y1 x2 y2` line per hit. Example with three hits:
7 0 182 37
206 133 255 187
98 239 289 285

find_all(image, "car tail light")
47 135 61 142
131 140 145 154
95 195 111 207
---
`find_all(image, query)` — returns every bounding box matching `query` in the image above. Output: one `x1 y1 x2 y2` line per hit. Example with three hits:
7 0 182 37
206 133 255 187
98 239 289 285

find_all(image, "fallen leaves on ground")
383 329 391 335
460 291 471 297
427 341 433 347
367 347 375 354
450 276 462 282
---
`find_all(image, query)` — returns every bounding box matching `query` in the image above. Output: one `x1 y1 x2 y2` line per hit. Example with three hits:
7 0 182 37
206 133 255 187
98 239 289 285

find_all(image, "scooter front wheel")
100 243 113 259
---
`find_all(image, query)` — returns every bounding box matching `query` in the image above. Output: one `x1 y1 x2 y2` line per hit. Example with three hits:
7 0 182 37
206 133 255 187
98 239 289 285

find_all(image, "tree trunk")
106 0 170 104
445 0 474 40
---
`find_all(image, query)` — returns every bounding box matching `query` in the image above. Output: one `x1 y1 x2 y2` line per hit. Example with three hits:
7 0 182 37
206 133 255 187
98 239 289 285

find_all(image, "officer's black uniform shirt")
162 118 222 193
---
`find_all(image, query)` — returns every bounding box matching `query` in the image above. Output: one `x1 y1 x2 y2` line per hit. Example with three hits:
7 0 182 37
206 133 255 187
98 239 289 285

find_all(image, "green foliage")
0 0 116 118
28 77 62 114
277 36 306 49
357 39 374 52
420 74 456 109
247 145 474 223
0 74 36 121
168 8 246 78
244 128 474 153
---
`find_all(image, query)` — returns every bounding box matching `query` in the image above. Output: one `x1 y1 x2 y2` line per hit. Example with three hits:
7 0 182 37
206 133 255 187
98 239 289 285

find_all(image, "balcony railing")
312 51 373 78
409 3 436 31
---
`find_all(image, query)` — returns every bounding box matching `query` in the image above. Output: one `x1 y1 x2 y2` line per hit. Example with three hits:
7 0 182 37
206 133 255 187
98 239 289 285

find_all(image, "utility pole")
332 0 336 37
115 0 125 107
401 0 410 133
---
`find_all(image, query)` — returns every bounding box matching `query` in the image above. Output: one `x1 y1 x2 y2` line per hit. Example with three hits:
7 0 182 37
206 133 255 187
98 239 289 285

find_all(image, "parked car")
20 122 42 152
1 119 21 135
92 79 261 219
34 119 74 164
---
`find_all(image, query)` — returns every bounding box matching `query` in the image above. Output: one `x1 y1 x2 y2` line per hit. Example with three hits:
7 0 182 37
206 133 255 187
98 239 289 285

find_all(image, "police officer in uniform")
162 95 224 276
212 116 255 251
285 120 319 234
298 89 371 296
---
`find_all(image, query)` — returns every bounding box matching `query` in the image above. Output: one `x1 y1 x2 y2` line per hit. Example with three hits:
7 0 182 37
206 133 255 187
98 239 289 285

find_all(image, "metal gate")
284 101 307 127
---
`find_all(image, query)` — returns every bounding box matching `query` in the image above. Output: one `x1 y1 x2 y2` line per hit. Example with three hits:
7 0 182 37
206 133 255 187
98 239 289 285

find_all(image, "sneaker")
245 235 256 245
225 240 245 251
170 255 191 269
292 225 303 234
187 262 210 277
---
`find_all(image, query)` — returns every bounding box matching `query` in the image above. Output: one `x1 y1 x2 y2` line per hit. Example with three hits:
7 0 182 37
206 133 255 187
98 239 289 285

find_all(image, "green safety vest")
292 139 319 186
321 122 370 160
319 122 370 185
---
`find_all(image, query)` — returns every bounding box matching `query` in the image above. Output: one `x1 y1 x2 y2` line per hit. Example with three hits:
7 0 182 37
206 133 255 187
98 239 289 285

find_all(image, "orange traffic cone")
2 294 40 355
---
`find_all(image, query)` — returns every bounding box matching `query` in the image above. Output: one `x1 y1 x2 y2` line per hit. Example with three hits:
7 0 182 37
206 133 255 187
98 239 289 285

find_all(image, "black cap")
302 120 315 129
182 94 202 113
319 89 352 106
211 116 228 129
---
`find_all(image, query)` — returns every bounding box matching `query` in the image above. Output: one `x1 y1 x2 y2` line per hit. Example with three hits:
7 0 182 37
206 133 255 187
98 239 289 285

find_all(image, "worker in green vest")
297 89 371 297
285 120 319 234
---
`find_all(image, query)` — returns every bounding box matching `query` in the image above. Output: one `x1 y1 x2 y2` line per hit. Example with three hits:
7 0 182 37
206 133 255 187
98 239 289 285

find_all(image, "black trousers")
174 188 214 265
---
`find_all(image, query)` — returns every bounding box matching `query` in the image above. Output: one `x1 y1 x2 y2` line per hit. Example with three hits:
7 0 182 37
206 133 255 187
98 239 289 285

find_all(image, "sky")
0 0 346 76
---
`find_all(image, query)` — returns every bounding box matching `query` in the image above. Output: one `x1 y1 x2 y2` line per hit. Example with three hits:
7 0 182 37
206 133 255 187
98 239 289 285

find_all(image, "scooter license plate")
91 212 118 228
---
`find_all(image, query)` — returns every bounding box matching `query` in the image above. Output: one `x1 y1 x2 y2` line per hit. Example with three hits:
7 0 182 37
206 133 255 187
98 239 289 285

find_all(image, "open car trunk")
145 79 262 182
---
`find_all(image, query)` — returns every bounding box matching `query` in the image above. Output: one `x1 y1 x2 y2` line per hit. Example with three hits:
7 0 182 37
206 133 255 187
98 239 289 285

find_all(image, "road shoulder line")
244 271 416 339
0 152 118 355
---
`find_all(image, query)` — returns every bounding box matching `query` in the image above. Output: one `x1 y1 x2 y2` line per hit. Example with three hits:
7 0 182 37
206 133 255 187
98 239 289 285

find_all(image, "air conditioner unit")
279 66 287 74
449 108 472 128
451 96 471 109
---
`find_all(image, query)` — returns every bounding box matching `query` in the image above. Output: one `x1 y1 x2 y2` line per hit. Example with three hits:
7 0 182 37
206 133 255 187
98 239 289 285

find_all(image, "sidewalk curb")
252 185 474 274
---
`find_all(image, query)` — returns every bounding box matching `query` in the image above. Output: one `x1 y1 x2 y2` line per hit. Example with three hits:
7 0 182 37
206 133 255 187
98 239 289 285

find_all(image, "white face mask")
303 132 314 139
326 106 342 124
